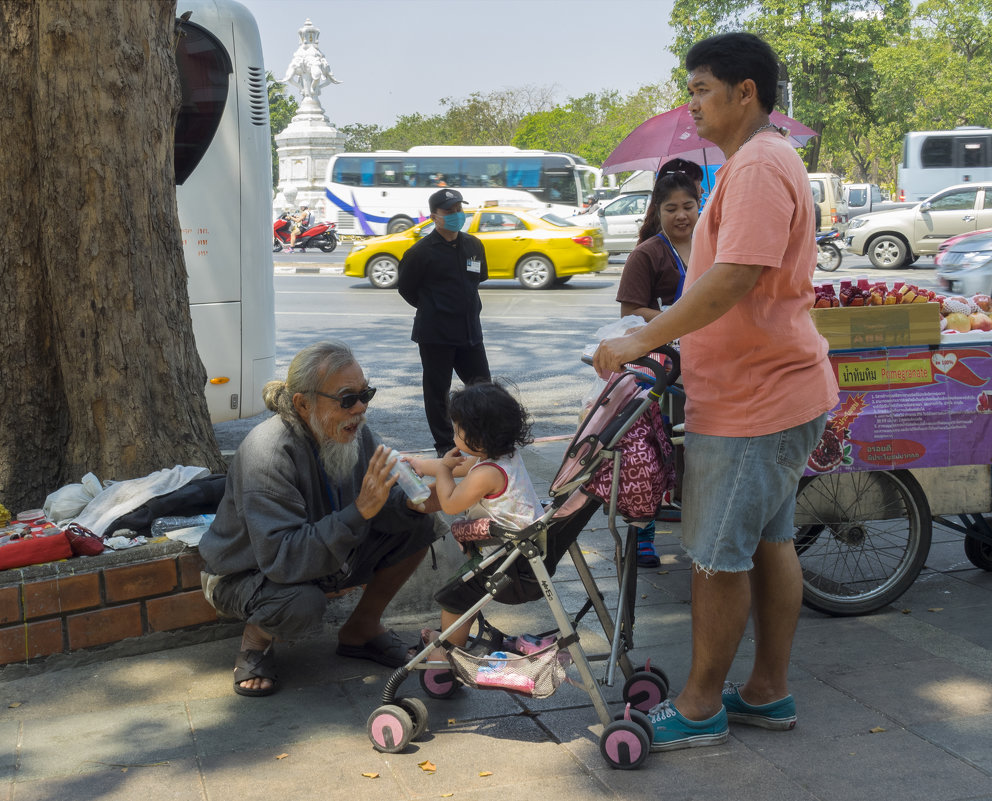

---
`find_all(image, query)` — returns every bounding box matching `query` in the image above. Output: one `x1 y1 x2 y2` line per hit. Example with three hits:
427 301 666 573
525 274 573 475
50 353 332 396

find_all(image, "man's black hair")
448 381 533 460
685 32 779 114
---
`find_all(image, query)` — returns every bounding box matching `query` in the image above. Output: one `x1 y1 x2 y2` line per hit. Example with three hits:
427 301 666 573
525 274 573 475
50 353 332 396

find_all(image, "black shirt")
397 228 488 346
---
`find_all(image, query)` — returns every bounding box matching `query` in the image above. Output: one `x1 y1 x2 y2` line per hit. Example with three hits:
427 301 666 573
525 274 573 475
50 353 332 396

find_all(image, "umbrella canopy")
602 103 818 176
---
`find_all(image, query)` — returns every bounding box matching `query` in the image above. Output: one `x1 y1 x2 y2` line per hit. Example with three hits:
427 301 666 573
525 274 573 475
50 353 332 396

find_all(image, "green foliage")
339 123 384 152
267 72 297 188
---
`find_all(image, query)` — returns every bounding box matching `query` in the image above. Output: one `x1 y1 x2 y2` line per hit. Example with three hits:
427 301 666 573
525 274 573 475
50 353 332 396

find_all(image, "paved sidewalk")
3 437 992 800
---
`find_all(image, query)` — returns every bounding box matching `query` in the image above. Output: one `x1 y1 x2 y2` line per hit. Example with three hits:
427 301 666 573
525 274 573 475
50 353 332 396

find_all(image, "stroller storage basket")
447 642 567 699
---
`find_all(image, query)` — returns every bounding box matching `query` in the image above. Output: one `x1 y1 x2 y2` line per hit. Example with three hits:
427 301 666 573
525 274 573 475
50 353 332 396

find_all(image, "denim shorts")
680 414 826 573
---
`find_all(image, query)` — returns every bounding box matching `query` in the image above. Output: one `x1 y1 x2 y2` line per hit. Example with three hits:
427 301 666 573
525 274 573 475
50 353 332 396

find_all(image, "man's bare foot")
234 624 276 695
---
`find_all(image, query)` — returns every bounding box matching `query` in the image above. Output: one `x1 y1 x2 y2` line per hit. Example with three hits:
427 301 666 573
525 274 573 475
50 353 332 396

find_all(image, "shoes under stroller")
366 348 683 770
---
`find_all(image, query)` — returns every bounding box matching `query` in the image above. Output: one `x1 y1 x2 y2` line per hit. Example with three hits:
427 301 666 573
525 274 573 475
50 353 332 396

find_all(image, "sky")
236 0 679 129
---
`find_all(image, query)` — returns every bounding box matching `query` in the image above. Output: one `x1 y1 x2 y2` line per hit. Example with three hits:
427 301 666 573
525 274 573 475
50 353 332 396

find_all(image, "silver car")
844 181 992 268
935 228 992 295
567 191 649 254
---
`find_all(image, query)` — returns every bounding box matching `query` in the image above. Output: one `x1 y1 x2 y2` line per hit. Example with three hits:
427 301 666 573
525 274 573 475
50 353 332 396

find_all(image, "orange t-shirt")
680 133 838 436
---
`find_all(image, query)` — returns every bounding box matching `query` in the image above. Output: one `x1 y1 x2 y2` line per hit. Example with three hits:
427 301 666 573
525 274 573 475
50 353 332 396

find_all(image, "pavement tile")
790 615 925 673
0 722 17 782
822 656 992 726
15 702 196 781
912 712 992 773
749 727 991 801
9 758 203 801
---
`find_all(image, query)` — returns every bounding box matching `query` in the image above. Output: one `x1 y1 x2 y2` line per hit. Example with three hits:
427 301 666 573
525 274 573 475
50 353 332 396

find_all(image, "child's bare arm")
433 462 504 516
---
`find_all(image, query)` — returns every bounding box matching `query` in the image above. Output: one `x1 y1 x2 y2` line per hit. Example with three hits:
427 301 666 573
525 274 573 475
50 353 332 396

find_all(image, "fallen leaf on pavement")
419 760 437 773
479 771 493 777
869 726 886 733
361 772 379 779
928 607 943 612
275 754 289 760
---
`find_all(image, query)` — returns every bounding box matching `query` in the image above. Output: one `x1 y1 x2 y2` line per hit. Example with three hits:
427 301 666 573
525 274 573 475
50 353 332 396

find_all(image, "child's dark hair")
448 380 533 460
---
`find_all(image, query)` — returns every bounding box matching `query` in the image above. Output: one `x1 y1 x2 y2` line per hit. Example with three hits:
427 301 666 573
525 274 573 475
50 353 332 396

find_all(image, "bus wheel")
387 217 414 234
517 255 555 289
368 255 400 289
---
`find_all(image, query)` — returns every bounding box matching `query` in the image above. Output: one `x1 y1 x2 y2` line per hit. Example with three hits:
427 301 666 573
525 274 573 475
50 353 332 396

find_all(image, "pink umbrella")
602 103 818 176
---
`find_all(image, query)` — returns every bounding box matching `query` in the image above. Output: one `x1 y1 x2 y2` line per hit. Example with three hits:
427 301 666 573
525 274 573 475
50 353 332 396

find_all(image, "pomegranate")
807 428 844 473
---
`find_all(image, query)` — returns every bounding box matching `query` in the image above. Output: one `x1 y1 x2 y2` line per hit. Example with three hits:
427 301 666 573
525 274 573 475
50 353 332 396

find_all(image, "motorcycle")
815 229 843 272
273 213 338 253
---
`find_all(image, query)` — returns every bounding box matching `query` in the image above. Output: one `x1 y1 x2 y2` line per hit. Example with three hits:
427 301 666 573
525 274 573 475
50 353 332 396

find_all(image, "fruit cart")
795 337 992 616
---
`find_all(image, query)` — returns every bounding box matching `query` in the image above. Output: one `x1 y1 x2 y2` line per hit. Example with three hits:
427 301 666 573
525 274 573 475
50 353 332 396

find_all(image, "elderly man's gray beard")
308 408 364 483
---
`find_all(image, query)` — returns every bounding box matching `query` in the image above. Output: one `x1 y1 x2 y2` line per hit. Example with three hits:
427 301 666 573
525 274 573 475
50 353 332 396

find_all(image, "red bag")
0 531 73 570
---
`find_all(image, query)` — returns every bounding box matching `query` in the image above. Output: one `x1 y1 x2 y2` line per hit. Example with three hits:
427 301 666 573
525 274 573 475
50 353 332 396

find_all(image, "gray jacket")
199 415 425 584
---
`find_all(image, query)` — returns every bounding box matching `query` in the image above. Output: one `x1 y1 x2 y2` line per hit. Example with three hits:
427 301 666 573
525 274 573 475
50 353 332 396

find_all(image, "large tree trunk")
0 0 225 512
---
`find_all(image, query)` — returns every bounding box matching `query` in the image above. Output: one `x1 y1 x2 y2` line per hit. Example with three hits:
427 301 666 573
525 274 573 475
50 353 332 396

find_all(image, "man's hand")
592 335 648 378
354 445 399 520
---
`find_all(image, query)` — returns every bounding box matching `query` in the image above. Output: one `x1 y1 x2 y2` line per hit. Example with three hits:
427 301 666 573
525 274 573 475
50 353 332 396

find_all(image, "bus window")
921 137 953 168
174 24 232 185
462 158 504 187
332 156 375 187
413 158 459 187
506 159 540 189
544 172 577 204
962 141 987 169
376 160 403 186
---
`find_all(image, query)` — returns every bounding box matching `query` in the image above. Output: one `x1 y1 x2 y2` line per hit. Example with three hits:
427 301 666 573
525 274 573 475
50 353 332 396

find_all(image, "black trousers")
418 341 490 454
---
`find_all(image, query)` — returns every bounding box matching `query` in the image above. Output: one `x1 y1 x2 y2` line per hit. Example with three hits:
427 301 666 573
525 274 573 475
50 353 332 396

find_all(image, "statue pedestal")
274 110 345 218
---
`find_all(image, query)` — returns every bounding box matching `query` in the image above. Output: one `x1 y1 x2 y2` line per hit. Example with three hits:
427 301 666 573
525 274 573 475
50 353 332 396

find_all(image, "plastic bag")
581 315 647 361
43 473 103 525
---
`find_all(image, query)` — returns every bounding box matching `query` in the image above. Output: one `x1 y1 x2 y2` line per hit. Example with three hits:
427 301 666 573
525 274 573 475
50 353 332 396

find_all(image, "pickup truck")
843 183 914 215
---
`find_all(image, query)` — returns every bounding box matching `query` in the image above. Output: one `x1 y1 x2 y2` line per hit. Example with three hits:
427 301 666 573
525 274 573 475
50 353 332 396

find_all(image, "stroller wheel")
420 667 460 699
600 719 650 770
614 707 653 743
623 669 669 713
395 696 429 741
367 704 414 753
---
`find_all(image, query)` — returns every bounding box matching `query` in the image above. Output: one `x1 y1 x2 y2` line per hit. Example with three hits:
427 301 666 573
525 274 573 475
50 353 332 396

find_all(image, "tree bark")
0 0 225 512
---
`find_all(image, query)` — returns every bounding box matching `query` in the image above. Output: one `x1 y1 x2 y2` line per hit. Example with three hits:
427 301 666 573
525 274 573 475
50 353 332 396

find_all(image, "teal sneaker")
722 682 797 730
647 700 729 752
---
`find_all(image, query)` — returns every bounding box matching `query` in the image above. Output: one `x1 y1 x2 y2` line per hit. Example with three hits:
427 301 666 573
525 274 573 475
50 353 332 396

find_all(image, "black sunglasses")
313 387 377 409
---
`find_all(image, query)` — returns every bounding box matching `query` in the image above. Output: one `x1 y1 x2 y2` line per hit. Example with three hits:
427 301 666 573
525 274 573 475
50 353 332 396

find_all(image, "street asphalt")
2 436 991 801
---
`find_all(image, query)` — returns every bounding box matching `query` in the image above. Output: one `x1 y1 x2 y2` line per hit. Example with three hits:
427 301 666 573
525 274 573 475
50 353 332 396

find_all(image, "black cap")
429 188 464 213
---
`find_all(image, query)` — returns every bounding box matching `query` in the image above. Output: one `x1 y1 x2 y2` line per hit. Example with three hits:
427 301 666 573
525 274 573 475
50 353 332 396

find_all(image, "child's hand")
440 448 466 470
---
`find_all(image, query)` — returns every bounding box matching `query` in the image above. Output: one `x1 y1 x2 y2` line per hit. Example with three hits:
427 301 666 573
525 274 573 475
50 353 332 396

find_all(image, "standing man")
593 32 838 751
398 188 491 456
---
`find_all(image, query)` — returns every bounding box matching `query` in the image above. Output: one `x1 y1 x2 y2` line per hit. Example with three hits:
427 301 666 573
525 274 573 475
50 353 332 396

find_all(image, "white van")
809 173 849 233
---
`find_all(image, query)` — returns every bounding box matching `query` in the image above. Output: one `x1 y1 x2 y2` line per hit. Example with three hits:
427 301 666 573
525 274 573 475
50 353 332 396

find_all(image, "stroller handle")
630 346 680 393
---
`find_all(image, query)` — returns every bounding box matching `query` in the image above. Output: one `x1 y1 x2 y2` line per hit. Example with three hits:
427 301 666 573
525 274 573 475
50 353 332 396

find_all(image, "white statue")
281 18 341 102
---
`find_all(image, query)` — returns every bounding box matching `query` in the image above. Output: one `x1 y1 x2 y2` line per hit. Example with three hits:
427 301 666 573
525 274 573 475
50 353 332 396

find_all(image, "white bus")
898 127 992 202
175 0 275 423
324 146 604 235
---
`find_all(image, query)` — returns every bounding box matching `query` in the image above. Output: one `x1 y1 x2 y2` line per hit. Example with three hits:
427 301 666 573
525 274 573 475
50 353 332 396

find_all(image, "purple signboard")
805 345 992 476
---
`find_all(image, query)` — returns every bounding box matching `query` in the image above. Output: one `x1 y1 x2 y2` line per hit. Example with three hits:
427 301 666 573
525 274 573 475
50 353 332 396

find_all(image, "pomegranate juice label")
805 344 992 475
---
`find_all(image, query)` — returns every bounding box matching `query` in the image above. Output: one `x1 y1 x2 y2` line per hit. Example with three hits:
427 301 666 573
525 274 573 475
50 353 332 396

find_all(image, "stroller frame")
366 349 682 770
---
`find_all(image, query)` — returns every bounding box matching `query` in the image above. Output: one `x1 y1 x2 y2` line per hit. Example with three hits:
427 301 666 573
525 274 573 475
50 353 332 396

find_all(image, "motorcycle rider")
286 204 313 253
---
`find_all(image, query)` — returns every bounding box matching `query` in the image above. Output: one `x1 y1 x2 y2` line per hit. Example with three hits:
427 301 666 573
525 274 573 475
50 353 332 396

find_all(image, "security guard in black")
398 188 491 455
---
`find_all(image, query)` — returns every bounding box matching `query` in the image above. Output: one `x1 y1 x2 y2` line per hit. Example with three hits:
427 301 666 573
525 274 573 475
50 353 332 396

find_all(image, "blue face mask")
442 211 466 232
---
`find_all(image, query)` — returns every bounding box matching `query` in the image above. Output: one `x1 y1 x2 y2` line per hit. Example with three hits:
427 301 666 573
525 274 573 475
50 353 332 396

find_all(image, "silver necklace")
736 122 780 153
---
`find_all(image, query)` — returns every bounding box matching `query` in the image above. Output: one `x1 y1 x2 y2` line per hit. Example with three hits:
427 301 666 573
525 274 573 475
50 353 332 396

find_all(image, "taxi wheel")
368 255 400 289
517 255 555 290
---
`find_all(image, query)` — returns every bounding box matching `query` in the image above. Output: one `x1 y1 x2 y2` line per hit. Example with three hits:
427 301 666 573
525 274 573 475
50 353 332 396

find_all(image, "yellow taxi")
343 206 608 289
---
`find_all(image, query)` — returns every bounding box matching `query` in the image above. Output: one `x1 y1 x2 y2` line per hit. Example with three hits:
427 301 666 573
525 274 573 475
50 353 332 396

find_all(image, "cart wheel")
394 696 430 741
623 670 669 713
964 534 992 571
794 469 932 615
613 706 654 743
636 661 670 690
600 719 650 770
419 667 460 699
367 704 414 753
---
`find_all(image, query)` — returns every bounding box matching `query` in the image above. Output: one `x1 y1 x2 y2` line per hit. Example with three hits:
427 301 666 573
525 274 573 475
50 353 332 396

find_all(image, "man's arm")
594 262 763 375
397 243 425 306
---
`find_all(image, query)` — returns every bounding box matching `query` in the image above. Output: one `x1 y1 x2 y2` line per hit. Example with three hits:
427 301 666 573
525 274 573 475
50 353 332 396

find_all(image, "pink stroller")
366 348 682 770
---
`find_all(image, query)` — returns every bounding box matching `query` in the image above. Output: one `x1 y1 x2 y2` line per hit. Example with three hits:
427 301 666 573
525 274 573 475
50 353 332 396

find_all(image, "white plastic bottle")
387 449 431 504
